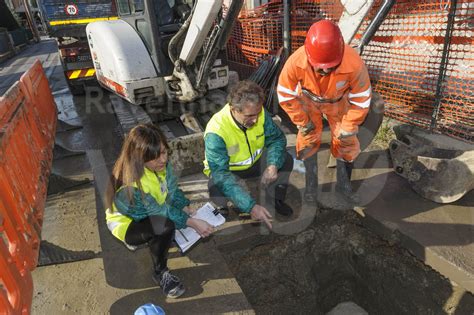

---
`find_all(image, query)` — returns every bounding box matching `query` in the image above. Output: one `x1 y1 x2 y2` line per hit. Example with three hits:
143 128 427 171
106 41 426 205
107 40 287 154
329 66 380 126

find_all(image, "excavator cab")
87 0 243 104
115 0 191 76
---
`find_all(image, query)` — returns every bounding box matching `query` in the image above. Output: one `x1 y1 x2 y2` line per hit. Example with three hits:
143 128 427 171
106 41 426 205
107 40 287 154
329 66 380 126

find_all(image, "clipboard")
174 202 225 253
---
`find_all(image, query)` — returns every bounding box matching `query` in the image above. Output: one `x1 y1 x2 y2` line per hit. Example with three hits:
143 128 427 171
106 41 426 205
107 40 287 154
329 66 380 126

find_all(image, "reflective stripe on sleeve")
277 93 296 103
107 220 120 233
277 84 298 96
350 97 371 108
348 87 371 99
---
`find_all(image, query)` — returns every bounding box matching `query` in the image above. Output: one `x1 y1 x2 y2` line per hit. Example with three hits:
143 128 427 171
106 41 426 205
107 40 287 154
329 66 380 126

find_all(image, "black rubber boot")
267 184 293 216
335 159 360 204
303 155 318 203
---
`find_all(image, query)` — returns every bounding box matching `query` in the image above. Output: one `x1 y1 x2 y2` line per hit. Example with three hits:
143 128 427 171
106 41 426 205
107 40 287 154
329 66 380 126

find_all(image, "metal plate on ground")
38 240 97 266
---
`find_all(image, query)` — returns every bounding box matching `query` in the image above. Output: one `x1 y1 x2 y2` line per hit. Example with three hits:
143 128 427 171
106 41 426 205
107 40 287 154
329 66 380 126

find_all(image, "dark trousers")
125 216 175 274
208 151 294 210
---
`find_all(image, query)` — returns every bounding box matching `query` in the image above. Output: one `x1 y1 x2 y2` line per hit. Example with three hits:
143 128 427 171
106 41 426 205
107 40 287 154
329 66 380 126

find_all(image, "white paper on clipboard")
175 202 225 253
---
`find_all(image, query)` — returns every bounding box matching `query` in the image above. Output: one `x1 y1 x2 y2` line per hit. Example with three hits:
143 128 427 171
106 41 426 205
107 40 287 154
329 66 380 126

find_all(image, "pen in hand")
178 229 189 242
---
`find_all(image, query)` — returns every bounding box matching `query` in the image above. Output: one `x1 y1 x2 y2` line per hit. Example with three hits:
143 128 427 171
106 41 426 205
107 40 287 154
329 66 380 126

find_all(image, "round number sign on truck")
65 4 78 16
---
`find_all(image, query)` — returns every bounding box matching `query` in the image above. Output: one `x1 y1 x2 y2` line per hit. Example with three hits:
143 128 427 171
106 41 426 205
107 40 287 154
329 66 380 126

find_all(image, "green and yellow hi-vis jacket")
203 104 287 213
105 163 190 241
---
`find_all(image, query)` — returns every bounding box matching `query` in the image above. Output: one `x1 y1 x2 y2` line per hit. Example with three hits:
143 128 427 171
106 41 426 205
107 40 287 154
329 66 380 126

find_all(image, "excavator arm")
338 0 396 53
86 0 243 105
166 0 244 102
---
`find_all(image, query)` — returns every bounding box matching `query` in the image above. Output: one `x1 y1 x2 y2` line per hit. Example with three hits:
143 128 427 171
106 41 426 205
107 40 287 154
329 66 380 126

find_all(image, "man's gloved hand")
338 128 358 139
297 121 315 136
296 121 319 160
337 128 358 158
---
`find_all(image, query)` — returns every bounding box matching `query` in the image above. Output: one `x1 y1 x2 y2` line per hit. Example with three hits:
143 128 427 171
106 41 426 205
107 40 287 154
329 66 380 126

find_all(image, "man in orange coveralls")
277 19 372 204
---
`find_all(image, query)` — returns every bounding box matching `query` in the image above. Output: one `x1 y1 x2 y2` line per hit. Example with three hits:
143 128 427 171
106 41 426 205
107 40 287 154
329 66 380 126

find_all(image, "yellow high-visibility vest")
203 104 265 176
106 167 168 241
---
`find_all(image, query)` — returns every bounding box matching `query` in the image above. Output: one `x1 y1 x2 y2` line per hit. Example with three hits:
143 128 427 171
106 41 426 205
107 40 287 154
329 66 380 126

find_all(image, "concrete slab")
351 147 474 294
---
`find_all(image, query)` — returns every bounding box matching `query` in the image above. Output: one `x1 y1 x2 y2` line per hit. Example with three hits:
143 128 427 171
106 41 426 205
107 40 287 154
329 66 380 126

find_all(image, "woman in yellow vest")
105 124 214 299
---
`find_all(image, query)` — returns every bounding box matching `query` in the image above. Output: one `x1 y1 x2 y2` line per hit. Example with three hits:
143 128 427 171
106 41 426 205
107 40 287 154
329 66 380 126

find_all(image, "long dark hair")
106 123 169 210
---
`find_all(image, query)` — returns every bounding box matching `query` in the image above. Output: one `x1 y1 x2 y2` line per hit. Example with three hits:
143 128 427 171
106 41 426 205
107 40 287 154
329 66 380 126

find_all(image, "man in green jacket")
203 80 294 229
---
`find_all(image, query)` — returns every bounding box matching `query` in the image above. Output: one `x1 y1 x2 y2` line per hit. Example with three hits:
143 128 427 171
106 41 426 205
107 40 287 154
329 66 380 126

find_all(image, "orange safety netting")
226 0 474 142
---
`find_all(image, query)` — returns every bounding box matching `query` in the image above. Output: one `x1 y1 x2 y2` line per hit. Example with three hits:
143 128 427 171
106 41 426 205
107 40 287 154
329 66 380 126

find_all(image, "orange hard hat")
304 20 344 69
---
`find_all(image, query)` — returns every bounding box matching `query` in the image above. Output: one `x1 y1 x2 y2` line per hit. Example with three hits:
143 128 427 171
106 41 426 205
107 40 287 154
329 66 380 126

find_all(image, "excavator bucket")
389 127 474 203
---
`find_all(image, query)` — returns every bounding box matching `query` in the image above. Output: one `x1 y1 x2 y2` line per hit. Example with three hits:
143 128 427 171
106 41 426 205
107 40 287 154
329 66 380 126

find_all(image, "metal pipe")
283 0 290 57
168 4 195 64
357 0 395 54
430 0 458 130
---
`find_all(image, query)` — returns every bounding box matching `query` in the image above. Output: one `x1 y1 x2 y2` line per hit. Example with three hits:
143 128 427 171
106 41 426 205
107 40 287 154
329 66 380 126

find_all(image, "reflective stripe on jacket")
203 104 265 175
105 208 132 241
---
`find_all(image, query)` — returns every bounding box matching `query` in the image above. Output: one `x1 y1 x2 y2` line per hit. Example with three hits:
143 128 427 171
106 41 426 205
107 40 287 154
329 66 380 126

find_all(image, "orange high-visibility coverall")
278 44 372 162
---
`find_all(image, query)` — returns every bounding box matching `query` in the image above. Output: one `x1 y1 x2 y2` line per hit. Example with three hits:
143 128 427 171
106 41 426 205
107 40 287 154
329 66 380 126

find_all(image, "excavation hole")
219 210 474 314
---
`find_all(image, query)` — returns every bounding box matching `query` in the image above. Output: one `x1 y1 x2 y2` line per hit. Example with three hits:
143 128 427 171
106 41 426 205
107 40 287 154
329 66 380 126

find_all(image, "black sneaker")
152 269 185 298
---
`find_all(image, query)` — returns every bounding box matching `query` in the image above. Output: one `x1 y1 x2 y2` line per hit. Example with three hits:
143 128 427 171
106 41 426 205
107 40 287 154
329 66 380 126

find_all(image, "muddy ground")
220 209 474 315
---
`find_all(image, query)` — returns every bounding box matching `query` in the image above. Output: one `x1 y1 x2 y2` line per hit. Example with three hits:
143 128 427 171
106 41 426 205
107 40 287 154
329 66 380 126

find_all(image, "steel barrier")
226 0 473 142
0 60 57 315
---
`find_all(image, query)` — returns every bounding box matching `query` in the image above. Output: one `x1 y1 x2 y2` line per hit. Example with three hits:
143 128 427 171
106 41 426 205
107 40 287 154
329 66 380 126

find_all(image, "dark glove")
298 121 314 136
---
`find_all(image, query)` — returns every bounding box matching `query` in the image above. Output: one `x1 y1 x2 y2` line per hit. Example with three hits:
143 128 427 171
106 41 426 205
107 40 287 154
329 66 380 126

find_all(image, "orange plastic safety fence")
357 0 473 142
0 60 57 315
226 1 343 75
226 0 473 142
226 1 286 78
